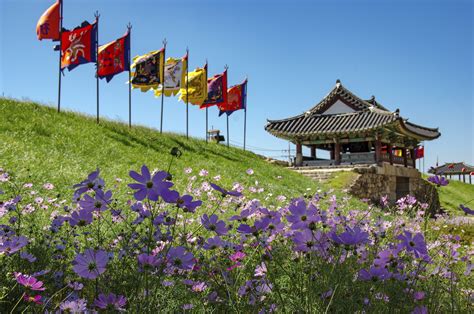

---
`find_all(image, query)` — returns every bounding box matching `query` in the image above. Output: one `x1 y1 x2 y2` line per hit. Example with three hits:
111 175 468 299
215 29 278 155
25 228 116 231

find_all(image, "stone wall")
349 164 440 215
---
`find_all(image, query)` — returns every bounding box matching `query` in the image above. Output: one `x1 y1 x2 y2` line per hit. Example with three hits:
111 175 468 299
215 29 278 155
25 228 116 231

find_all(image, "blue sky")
1 0 472 170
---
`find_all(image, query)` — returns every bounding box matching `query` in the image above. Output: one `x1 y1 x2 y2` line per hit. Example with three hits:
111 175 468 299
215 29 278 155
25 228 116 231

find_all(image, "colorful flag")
178 65 207 106
61 21 97 71
131 49 164 92
415 146 424 159
98 32 130 82
36 0 61 41
200 70 227 109
154 53 188 97
218 79 247 116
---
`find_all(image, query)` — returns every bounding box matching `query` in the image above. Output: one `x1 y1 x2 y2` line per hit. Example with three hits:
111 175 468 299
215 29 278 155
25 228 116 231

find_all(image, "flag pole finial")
224 64 229 70
127 22 132 30
163 38 167 47
94 10 100 19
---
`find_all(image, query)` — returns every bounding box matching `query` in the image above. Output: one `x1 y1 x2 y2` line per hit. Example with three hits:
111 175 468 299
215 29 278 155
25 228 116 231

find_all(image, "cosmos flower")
162 192 202 213
20 251 37 263
137 253 161 270
60 299 88 313
69 209 93 227
202 236 224 250
0 236 28 255
73 249 109 280
329 226 369 246
43 183 54 190
128 165 173 201
23 294 42 304
73 168 104 197
397 231 429 259
246 169 254 175
427 175 449 187
358 266 392 281
14 273 46 291
94 293 127 311
167 246 195 270
201 214 228 235
460 204 474 215
286 199 319 230
79 189 112 212
210 183 242 197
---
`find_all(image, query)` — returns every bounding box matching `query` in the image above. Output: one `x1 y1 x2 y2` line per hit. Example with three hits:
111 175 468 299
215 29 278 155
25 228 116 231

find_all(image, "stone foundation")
349 164 440 215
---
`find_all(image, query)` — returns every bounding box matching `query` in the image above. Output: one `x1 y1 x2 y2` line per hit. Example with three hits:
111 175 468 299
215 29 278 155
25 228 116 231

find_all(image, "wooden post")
387 143 393 165
334 138 341 165
295 142 303 167
330 145 335 160
375 136 381 164
310 145 316 159
410 148 416 168
402 147 408 167
463 174 466 183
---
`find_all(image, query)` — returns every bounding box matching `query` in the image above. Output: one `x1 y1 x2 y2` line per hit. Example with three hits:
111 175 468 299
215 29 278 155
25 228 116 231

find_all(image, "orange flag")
36 0 61 40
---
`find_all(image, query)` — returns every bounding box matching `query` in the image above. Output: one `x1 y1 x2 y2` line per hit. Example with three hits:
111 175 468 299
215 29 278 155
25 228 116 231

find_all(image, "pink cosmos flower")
43 183 54 190
14 273 46 291
23 294 42 304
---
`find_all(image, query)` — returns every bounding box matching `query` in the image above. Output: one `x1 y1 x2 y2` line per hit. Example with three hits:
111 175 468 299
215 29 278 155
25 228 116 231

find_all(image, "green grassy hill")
0 98 321 201
433 178 474 214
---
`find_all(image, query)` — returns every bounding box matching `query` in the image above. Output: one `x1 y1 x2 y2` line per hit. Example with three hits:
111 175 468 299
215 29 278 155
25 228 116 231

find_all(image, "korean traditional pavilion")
429 162 474 184
265 80 441 168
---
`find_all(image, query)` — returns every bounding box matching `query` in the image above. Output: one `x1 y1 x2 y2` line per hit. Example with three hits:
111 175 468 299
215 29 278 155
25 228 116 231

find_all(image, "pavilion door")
396 177 410 200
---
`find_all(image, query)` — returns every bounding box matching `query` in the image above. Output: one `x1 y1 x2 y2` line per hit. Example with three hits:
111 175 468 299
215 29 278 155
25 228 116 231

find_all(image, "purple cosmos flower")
237 217 271 235
73 168 104 197
203 236 224 250
73 249 109 279
137 253 162 270
69 209 93 227
412 305 428 314
201 214 228 235
79 189 112 212
128 165 173 201
60 299 88 313
161 191 203 213
397 231 429 259
329 226 369 246
286 199 319 230
14 273 46 291
20 251 37 263
292 229 329 253
94 293 127 311
0 235 28 255
374 248 400 268
210 183 242 197
427 175 449 187
460 204 474 215
167 246 195 270
358 266 392 281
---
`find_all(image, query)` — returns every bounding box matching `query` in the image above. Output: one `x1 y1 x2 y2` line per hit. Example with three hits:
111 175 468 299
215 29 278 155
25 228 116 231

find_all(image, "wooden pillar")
374 136 382 164
310 145 316 159
458 174 461 181
295 142 303 167
387 143 393 165
463 174 466 183
402 147 408 167
334 138 341 165
410 148 416 168
470 174 472 184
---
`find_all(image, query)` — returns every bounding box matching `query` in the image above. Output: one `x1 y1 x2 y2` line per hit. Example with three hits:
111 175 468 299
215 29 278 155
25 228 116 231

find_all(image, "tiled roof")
428 162 474 175
266 107 398 137
265 80 441 141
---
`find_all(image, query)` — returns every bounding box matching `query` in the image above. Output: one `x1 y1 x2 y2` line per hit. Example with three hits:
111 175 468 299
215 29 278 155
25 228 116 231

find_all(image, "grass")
0 97 323 202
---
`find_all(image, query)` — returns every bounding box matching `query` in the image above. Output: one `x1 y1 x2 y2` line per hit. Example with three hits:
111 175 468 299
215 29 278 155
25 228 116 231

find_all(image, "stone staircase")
290 165 370 182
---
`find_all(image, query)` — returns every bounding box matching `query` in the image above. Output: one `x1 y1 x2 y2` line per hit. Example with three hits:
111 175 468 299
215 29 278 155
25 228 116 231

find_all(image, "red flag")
98 32 130 82
36 0 61 41
218 79 247 116
61 22 97 71
200 70 227 109
415 146 424 159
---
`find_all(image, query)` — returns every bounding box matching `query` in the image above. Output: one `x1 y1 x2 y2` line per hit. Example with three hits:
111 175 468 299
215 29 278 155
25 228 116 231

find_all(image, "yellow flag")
178 66 207 106
154 54 187 97
130 49 164 92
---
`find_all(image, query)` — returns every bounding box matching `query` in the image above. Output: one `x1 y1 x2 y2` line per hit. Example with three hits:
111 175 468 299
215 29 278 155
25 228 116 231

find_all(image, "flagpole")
243 77 248 151
226 114 229 148
95 11 100 124
160 39 167 134
127 23 132 128
57 0 63 113
186 47 189 139
205 60 208 143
